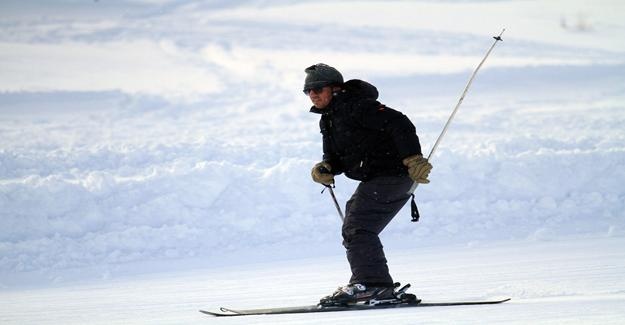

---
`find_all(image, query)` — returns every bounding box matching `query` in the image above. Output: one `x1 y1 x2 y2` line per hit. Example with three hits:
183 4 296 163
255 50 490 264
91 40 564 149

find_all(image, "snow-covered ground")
3 237 625 324
1 0 625 324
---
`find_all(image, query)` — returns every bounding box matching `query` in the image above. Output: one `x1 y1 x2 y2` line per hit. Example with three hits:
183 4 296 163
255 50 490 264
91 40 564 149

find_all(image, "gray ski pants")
342 175 414 286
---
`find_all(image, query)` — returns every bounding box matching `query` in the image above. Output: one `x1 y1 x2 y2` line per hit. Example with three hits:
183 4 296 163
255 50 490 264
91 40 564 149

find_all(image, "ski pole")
326 185 345 221
318 165 345 221
409 28 505 194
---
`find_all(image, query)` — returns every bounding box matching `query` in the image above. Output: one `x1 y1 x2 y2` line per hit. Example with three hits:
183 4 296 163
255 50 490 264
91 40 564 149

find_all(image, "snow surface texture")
1 0 625 323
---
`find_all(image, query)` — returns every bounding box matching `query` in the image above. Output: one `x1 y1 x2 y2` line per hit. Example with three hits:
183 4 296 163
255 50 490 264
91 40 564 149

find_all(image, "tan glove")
311 161 334 185
403 154 433 184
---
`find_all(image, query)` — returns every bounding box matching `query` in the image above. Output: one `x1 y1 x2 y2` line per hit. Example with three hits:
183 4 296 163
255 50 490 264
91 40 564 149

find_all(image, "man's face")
307 86 333 109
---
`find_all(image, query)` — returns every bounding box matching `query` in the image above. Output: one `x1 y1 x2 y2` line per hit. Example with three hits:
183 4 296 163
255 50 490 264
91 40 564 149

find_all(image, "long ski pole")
324 29 504 222
409 29 505 194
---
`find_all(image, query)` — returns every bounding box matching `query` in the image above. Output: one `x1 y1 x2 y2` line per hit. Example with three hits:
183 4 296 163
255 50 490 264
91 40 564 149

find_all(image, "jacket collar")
309 106 326 114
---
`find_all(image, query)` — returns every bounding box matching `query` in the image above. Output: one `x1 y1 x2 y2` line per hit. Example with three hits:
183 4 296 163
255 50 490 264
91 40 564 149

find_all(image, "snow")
1 0 625 324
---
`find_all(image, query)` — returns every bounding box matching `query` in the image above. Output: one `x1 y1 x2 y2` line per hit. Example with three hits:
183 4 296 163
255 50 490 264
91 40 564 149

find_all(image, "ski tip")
199 309 236 317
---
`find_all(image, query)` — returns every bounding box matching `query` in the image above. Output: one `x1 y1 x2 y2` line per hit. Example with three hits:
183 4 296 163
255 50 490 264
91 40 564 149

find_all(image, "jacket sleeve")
319 117 344 175
351 99 422 159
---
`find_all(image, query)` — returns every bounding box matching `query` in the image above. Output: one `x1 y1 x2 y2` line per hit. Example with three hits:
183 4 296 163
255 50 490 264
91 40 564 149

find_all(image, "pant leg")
342 175 414 286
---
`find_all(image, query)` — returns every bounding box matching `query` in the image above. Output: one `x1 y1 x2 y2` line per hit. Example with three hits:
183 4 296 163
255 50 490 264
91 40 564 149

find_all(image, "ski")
200 298 511 317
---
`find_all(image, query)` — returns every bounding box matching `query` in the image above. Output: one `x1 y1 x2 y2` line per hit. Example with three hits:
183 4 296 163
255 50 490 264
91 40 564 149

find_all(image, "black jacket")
310 79 422 181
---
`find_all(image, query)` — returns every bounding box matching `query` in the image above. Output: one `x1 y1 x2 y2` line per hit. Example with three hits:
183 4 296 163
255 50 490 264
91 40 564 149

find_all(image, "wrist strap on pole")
410 194 420 222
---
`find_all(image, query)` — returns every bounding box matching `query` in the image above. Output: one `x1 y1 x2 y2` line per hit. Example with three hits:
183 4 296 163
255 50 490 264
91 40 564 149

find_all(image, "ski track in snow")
1 0 625 323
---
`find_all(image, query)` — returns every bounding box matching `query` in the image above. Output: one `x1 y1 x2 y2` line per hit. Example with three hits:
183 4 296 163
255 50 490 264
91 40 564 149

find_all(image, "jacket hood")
342 79 379 100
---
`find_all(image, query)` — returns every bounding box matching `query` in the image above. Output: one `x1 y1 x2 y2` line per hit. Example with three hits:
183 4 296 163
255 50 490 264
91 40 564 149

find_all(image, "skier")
304 63 433 305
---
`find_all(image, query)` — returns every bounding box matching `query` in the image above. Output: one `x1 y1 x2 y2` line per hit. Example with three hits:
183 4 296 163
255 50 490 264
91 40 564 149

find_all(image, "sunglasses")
303 87 325 95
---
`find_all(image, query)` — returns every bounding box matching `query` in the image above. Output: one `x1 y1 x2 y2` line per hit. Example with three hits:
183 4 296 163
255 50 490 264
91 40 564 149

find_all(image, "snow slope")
1 0 625 323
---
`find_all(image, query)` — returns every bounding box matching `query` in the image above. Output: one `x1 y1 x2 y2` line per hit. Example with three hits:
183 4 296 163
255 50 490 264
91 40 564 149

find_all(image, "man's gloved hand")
403 154 433 184
311 161 334 185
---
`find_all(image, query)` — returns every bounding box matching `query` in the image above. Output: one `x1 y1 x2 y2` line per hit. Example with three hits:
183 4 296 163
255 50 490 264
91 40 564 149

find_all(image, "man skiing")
304 63 433 305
